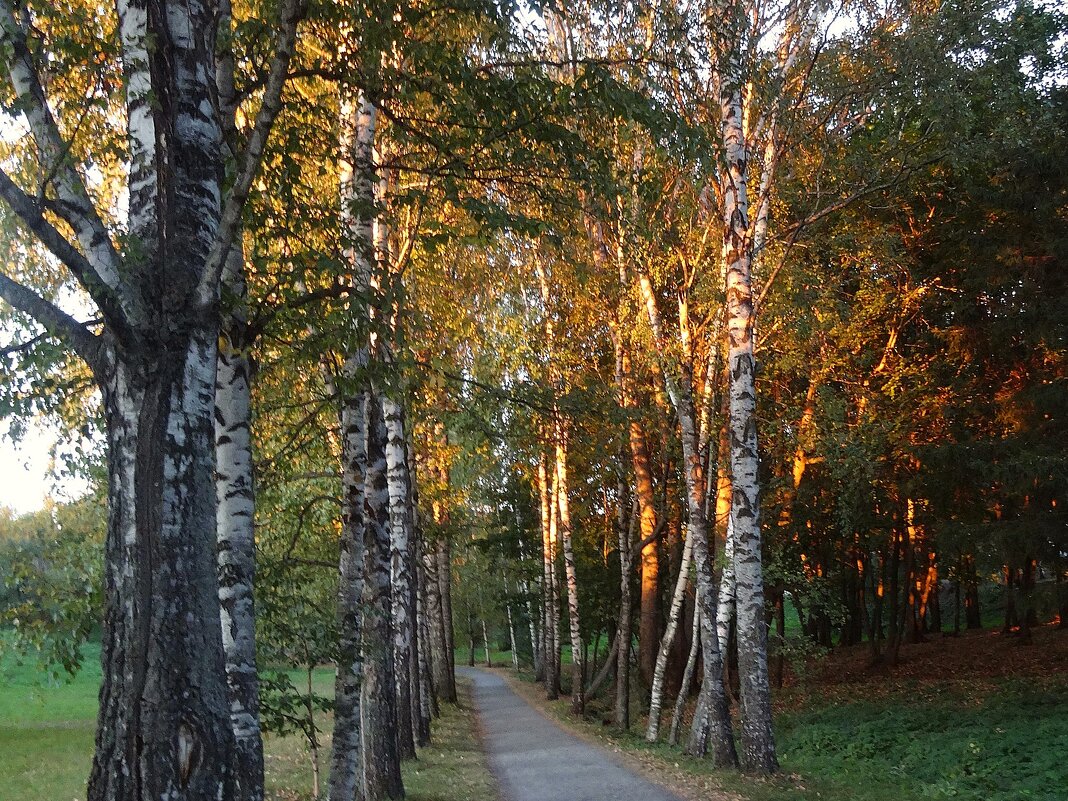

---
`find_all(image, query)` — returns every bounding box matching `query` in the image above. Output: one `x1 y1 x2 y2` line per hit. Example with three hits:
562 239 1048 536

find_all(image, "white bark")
721 47 777 771
669 602 702 746
716 514 737 661
555 427 585 713
384 394 417 758
637 273 737 766
644 527 694 742
362 392 404 800
538 456 561 698
216 245 263 801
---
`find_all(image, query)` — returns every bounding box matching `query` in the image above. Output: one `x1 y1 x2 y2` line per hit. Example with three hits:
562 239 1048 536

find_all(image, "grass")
6 629 1065 801
773 677 1068 801
0 642 496 801
502 625 1068 801
0 642 101 801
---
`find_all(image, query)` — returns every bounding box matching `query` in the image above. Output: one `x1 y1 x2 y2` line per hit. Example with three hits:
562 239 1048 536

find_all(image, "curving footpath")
459 667 684 801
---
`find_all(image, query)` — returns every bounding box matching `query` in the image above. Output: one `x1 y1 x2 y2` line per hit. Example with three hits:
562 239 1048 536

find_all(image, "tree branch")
0 273 99 366
196 0 307 310
0 0 124 306
0 168 128 330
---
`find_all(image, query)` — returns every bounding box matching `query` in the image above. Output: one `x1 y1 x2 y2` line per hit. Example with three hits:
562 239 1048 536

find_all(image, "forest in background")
0 0 1066 799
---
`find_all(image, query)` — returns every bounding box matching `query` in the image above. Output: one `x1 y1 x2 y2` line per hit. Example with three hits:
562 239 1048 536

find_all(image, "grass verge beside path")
1 639 497 801
265 677 500 801
500 662 1068 801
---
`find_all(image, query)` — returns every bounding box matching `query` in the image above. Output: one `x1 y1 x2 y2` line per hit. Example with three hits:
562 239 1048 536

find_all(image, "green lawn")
0 643 101 801
0 643 495 801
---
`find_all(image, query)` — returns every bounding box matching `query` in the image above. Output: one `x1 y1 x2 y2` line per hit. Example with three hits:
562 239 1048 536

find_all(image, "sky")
0 421 87 515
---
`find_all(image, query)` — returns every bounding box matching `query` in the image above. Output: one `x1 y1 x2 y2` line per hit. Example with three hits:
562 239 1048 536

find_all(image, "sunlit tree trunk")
614 487 634 727
637 275 737 766
539 455 562 698
631 398 661 690
423 429 457 704
555 423 585 714
720 54 777 772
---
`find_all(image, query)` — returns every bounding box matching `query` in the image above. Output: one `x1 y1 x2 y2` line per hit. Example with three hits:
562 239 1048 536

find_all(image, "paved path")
459 667 684 801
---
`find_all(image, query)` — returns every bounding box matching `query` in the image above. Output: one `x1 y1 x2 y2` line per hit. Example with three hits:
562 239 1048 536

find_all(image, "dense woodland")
0 0 1066 799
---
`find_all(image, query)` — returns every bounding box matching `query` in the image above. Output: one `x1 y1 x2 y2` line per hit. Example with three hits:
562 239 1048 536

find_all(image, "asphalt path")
459 667 685 801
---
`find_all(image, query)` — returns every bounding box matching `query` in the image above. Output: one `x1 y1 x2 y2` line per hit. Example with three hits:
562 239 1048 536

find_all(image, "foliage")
0 496 105 678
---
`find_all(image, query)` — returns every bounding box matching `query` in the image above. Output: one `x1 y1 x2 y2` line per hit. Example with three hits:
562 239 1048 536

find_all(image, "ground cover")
504 624 1068 801
0 641 496 801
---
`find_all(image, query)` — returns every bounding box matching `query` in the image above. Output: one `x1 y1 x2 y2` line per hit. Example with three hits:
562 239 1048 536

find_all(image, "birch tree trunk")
518 541 542 679
415 533 439 721
329 91 377 801
383 395 417 759
422 542 451 705
507 601 520 670
330 384 367 801
214 5 263 794
538 456 561 699
436 537 458 701
637 274 737 766
614 341 660 691
91 334 236 800
669 602 702 747
614 467 634 729
0 0 301 795
644 527 694 742
555 425 585 714
362 392 405 800
721 64 778 773
628 383 661 690
428 427 458 704
215 241 263 801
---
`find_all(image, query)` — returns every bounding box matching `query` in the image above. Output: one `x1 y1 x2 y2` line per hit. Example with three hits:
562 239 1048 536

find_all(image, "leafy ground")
0 641 496 801
508 624 1068 801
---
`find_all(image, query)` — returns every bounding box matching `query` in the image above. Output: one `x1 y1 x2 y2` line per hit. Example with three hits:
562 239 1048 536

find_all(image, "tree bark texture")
721 55 778 773
92 333 235 801
329 91 377 801
636 274 737 766
555 426 585 714
362 393 405 800
538 456 561 699
383 395 417 759
215 244 264 801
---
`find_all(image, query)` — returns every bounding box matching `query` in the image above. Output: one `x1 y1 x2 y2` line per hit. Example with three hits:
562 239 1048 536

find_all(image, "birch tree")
0 0 300 796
